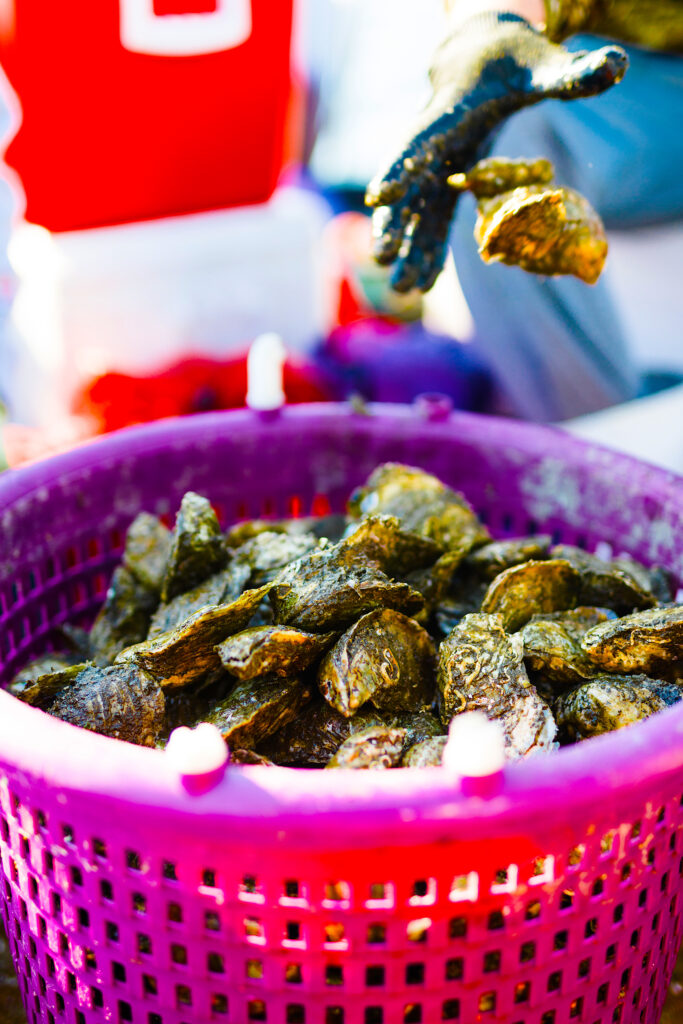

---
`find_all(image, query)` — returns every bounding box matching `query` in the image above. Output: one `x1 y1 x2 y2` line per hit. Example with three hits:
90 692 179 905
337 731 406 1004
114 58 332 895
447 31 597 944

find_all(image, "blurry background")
0 0 681 470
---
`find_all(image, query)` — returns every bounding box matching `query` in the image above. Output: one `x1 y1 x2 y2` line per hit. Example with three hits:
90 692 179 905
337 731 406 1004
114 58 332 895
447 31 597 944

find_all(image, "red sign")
0 0 293 231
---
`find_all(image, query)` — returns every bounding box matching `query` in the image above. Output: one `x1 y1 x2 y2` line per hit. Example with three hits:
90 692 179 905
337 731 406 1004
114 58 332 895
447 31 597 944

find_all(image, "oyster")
611 556 675 605
480 559 581 632
402 735 448 767
120 585 270 690
348 463 490 554
230 749 275 766
89 566 158 666
580 606 683 675
438 613 556 758
319 609 436 717
217 625 337 681
232 530 321 586
123 512 172 594
147 562 251 640
48 662 166 746
390 709 443 748
10 660 90 709
520 617 597 694
466 535 552 581
325 725 407 770
270 544 424 632
550 545 655 615
341 515 441 577
161 491 228 603
205 676 313 749
406 549 467 619
257 699 385 766
555 675 682 741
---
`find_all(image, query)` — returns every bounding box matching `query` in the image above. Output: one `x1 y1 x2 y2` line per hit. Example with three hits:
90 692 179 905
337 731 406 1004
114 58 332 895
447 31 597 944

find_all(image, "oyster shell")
348 463 490 554
205 676 313 749
120 585 270 690
217 625 338 681
555 675 682 740
402 735 448 767
123 512 172 594
257 699 385 766
438 613 556 758
325 725 407 769
550 545 655 614
48 662 166 746
10 660 90 709
466 535 552 581
481 559 581 632
161 491 227 602
580 606 683 675
89 566 158 666
147 562 251 640
319 609 436 717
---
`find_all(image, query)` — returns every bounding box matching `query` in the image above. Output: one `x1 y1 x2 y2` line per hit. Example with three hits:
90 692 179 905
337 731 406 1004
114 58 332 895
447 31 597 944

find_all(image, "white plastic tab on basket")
120 0 252 57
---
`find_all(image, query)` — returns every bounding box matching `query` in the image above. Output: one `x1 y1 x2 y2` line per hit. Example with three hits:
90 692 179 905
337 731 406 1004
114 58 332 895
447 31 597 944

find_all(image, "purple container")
0 403 682 1024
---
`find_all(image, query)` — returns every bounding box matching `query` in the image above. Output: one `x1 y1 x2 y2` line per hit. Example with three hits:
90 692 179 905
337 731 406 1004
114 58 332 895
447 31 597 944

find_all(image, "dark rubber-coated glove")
365 12 628 293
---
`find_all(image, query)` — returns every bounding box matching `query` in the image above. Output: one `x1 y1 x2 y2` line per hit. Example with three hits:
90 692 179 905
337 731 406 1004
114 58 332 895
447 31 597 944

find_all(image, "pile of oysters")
10 464 683 768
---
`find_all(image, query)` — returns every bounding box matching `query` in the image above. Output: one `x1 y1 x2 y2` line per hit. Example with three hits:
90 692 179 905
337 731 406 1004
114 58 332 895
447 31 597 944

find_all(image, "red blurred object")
73 354 333 434
0 0 294 231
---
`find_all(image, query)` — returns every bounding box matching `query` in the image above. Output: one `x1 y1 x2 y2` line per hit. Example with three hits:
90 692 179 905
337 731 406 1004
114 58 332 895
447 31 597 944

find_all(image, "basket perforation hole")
631 821 642 841
286 963 302 984
367 923 386 945
51 891 61 916
600 831 616 855
584 918 598 939
148 1015 162 1024
404 1004 422 1023
483 950 501 974
202 868 216 887
287 1006 305 1024
208 952 225 974
70 866 83 888
176 983 192 1007
652 911 661 932
77 907 89 928
478 991 496 1014
547 970 562 992
112 961 126 983
621 863 632 882
167 901 182 923
597 983 609 1004
578 958 591 978
621 967 632 996
638 890 647 908
118 1000 133 1022
365 1010 383 1024
171 943 187 965
56 993 65 1014
205 910 220 931
285 880 300 898
92 838 107 860
285 921 300 942
137 932 152 955
106 921 120 943
325 1009 343 1024
541 1013 556 1024
132 892 147 915
442 1000 460 1020
46 953 55 976
324 881 351 906
28 937 36 958
568 845 585 867
212 994 229 1015
84 947 97 970
406 963 425 985
325 965 343 987
647 848 656 866
613 904 624 924
559 889 574 910
0 818 8 843
553 929 569 951
487 910 504 931
75 1011 85 1024
514 982 530 1003
248 1005 267 1023
366 966 385 987
142 974 157 995
324 922 345 945
162 860 177 882
28 875 38 900
592 875 606 897
91 987 104 1009
525 900 541 921
445 957 464 981
125 849 142 872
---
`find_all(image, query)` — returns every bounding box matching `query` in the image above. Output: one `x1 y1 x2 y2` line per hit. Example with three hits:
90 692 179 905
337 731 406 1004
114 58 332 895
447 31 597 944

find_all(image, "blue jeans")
450 40 683 422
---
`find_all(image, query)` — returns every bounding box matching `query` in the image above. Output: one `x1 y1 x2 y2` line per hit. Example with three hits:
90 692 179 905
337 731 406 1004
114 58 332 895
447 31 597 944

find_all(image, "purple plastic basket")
0 402 682 1024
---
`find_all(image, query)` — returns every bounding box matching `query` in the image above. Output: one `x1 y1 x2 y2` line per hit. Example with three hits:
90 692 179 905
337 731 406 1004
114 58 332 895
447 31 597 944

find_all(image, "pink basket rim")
1 403 683 846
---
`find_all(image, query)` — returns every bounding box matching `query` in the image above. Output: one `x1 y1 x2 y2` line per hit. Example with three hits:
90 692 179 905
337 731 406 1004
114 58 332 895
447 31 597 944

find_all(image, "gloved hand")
365 12 628 293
